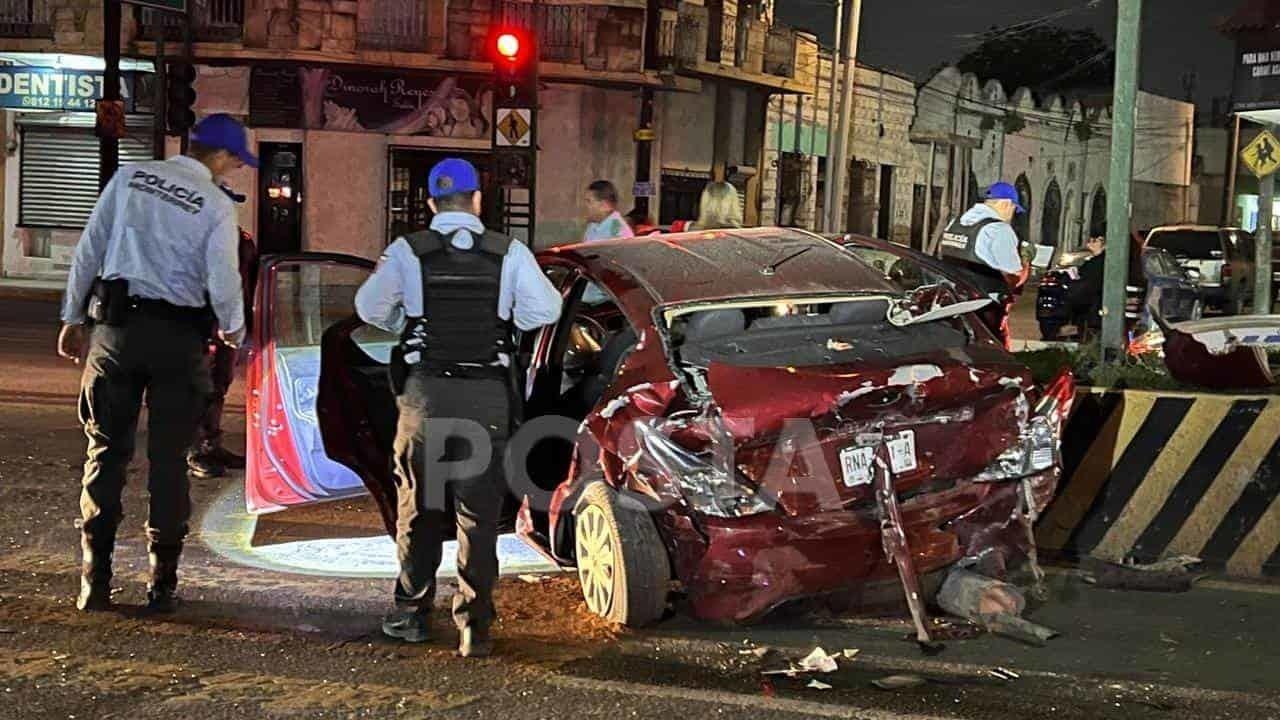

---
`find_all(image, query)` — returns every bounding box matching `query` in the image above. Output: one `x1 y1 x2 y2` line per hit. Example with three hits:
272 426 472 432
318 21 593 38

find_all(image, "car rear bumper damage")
677 470 1058 623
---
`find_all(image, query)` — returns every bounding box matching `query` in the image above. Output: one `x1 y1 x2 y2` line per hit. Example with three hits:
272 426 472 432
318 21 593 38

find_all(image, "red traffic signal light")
496 33 520 61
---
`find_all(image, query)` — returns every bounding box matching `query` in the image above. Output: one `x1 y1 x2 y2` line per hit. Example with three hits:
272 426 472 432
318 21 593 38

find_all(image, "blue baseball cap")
428 158 481 198
984 182 1026 214
190 113 259 168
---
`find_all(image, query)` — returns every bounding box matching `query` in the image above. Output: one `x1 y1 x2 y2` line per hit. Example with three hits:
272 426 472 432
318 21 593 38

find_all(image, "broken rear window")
661 293 976 370
1146 230 1224 260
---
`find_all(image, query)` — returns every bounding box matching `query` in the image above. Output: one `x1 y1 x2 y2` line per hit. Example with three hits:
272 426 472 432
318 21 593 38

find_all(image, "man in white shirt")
354 158 562 658
57 113 253 615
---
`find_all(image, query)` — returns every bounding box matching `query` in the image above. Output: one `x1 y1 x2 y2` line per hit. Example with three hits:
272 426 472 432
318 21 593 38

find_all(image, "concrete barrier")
1037 388 1280 578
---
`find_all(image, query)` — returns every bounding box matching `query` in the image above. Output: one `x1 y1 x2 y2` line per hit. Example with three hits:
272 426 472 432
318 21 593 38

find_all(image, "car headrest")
683 309 746 342
829 299 890 325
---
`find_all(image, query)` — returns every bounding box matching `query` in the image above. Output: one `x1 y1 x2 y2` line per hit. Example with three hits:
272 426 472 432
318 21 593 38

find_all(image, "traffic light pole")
179 1 193 154
529 0 539 247
153 33 167 158
1101 0 1143 362
99 0 122 191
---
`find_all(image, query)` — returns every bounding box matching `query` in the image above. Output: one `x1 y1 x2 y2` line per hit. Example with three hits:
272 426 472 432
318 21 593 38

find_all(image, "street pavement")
2 293 1277 719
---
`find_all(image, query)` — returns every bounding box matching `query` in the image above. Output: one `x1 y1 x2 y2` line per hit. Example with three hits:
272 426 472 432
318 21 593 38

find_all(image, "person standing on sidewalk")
354 158 561 657
582 180 635 242
187 185 259 479
56 114 255 614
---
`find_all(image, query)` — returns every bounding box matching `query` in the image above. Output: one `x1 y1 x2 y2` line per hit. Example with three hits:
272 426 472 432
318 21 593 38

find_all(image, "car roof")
540 228 897 306
1147 225 1226 233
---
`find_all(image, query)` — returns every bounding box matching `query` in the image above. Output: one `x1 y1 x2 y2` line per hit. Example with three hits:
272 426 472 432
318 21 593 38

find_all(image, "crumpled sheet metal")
1159 316 1280 389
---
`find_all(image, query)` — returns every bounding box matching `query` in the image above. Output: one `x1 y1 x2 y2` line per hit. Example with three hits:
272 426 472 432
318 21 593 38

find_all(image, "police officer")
939 181 1028 298
57 113 255 614
354 158 561 657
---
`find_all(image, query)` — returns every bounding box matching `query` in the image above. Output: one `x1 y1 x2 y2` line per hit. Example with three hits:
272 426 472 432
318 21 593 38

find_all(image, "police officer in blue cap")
355 157 561 657
939 181 1028 297
57 113 256 614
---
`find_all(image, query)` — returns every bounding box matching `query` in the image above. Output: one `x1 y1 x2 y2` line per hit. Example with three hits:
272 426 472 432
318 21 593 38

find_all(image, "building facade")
0 0 815 280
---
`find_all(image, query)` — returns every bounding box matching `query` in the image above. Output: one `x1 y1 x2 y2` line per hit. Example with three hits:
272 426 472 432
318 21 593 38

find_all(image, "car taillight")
1222 264 1232 279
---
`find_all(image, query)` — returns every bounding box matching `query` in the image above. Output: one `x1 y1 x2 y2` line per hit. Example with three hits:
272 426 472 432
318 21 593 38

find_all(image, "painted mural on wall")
249 65 492 138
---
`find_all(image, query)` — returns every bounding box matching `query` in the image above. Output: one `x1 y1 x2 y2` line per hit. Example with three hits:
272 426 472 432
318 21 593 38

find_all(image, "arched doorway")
1034 179 1062 268
1089 186 1107 237
1013 174 1033 244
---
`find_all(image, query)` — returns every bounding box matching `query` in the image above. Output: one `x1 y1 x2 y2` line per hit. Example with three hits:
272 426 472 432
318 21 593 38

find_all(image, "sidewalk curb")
0 285 63 302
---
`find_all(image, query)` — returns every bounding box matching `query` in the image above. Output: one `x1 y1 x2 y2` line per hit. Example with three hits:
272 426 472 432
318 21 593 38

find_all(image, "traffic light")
166 62 197 134
491 28 535 107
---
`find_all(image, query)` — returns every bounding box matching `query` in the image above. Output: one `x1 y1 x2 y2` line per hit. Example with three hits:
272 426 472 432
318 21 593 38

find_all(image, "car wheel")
574 482 670 627
1039 322 1062 341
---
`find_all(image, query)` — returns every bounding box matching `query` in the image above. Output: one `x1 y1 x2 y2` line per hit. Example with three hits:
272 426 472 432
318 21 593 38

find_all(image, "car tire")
574 482 671 627
1039 322 1062 341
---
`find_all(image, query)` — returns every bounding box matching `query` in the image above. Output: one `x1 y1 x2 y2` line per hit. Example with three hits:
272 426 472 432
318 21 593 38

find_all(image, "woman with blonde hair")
692 181 743 230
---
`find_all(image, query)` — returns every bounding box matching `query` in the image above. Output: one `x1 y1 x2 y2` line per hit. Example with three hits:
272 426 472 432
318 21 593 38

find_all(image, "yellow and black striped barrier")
1037 389 1280 578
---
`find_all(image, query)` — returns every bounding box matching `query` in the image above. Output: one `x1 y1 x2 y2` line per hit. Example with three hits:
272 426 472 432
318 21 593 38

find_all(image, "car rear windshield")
1146 230 1223 260
663 296 973 369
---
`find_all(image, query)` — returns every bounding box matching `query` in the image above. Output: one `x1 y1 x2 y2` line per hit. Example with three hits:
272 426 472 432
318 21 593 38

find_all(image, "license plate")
887 431 918 474
839 445 875 487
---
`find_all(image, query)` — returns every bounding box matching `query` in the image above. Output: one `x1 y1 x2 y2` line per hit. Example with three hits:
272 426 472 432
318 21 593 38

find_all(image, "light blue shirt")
60 156 245 340
583 210 635 243
958 204 1023 275
354 211 563 335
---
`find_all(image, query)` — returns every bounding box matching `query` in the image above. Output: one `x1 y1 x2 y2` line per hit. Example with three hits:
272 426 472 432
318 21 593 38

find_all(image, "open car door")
245 253 377 514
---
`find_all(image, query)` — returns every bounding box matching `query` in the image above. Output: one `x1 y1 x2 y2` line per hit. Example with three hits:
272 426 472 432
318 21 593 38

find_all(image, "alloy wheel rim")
576 505 615 616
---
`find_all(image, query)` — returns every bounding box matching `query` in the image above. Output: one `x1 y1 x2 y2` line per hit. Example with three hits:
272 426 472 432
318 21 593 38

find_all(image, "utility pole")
99 0 122 191
826 0 860 234
819 0 842 232
1257 153 1274 313
1100 0 1143 362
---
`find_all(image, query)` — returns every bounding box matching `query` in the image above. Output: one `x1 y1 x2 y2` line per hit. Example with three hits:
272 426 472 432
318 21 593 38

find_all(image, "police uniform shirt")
958 203 1023 275
61 156 246 341
354 210 563 336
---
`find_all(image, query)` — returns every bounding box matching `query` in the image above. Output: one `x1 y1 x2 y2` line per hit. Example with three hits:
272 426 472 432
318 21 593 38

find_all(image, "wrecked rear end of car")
604 285 1074 628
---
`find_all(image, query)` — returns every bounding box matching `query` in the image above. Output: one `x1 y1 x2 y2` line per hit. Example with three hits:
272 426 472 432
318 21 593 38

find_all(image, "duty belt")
126 296 214 329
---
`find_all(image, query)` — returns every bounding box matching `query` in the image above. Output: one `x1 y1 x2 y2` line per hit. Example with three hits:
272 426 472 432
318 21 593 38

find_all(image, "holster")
86 278 129 326
389 345 410 396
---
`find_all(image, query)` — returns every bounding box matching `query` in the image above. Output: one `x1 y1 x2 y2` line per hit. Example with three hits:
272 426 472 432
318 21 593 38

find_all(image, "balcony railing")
656 5 704 71
138 0 243 42
359 0 428 52
495 1 586 63
764 25 795 78
0 0 49 38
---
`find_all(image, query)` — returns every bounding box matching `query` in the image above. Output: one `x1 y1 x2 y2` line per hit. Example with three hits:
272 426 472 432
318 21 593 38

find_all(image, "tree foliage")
956 26 1116 94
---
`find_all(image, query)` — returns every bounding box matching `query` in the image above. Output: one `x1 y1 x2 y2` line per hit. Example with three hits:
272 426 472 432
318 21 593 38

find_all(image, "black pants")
193 341 236 453
79 312 210 582
392 372 509 631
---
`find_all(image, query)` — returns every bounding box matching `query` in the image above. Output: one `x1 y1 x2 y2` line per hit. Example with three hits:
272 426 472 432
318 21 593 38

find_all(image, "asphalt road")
2 292 1277 719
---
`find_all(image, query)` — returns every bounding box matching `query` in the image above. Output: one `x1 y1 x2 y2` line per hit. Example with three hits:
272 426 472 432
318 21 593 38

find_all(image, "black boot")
381 609 432 643
187 449 226 479
77 539 113 612
209 446 245 470
458 625 493 658
146 546 182 614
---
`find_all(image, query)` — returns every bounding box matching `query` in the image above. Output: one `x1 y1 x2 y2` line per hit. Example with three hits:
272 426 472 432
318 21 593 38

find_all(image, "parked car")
243 229 1073 627
1035 232 1202 341
1144 225 1255 314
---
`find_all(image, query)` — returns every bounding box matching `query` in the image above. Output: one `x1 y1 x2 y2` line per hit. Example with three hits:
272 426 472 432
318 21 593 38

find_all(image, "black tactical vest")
939 216 1010 296
399 228 514 371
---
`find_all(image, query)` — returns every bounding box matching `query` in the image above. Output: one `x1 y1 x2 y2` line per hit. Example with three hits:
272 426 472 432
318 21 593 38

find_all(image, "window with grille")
19 125 155 229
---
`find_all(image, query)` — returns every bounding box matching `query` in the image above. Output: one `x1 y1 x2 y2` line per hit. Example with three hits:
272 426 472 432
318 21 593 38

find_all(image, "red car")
244 229 1073 627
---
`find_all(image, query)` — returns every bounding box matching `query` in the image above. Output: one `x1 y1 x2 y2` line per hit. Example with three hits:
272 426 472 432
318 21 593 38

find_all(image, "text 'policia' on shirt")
126 169 208 215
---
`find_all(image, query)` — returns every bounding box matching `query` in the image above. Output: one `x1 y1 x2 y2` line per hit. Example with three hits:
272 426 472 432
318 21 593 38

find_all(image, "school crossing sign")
1242 129 1280 179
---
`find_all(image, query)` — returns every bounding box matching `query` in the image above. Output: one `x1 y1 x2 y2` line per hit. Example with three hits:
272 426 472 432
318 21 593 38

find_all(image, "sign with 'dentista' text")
0 68 138 112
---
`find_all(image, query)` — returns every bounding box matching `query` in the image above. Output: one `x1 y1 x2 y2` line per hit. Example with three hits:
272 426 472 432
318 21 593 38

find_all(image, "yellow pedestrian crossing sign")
495 108 532 147
1242 129 1280 178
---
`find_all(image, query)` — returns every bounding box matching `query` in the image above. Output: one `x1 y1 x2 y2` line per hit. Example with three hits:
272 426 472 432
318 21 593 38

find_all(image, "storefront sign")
248 65 492 140
0 68 138 112
1233 43 1280 112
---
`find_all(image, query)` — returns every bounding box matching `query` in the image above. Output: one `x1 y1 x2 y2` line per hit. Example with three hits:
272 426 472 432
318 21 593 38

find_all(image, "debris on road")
806 679 833 690
988 667 1020 680
1082 556 1200 593
872 674 927 690
840 649 860 660
517 574 548 584
738 646 771 658
797 647 839 673
937 568 1059 646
